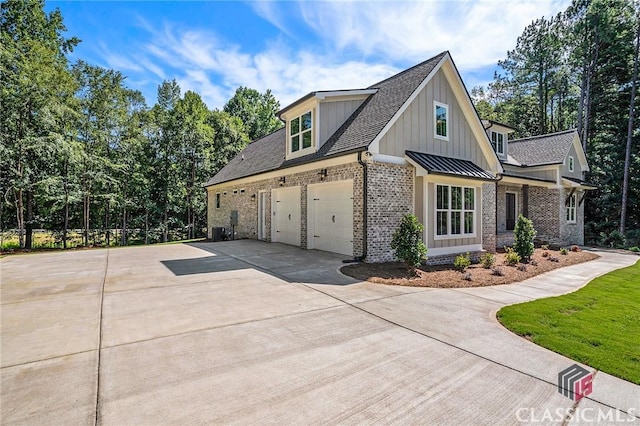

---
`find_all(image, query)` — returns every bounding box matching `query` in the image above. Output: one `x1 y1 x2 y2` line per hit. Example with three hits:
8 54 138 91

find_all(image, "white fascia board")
315 89 378 100
368 54 450 154
427 244 482 256
371 153 408 165
500 175 557 188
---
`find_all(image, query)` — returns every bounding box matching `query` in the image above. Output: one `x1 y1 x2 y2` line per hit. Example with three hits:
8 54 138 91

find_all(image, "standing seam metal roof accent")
405 151 496 181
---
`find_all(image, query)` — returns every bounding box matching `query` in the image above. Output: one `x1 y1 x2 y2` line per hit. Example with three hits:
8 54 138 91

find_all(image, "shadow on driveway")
159 240 359 285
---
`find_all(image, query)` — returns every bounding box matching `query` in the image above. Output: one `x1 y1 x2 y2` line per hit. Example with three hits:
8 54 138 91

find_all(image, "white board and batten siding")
378 69 491 171
307 180 354 256
271 186 301 247
318 99 366 148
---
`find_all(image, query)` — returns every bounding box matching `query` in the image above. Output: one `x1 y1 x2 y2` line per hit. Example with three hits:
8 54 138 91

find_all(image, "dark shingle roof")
508 129 576 166
406 151 496 181
205 52 448 186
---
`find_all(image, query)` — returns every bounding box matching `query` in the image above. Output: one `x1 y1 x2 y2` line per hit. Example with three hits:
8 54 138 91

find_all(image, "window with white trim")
568 156 575 172
566 193 576 223
491 131 505 156
434 102 449 140
436 185 475 237
289 111 313 153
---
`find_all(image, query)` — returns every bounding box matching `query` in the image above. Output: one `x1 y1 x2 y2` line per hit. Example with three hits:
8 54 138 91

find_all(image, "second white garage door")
271 186 301 247
307 180 354 256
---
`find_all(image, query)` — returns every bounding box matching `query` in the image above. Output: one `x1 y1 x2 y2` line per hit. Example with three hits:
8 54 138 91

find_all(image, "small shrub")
560 247 569 255
480 252 496 269
599 230 626 248
391 214 427 273
504 247 521 266
517 264 527 272
513 215 536 262
548 256 560 262
454 252 471 272
541 250 549 258
570 245 581 252
491 266 504 276
462 272 472 281
541 244 549 251
629 246 640 253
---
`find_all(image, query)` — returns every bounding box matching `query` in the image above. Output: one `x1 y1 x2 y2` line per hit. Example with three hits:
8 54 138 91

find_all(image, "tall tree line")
472 0 640 246
1 0 281 249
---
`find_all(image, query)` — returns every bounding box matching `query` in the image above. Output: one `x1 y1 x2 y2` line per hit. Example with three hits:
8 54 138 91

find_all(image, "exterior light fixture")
318 168 328 181
278 176 286 186
251 194 256 202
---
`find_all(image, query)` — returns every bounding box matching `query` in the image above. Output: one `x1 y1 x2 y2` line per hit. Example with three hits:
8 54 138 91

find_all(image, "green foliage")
454 252 472 272
599 230 626 248
390 214 427 272
223 87 283 141
629 246 640 253
498 262 640 384
513 215 536 261
504 247 521 266
480 252 496 269
560 247 569 255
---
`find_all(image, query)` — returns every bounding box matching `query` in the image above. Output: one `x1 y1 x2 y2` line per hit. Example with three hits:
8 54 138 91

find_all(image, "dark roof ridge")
509 128 576 143
368 51 448 89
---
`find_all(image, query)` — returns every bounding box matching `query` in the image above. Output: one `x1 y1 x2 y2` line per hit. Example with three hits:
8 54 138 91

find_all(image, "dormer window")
568 156 575 172
491 131 505 156
290 111 313 153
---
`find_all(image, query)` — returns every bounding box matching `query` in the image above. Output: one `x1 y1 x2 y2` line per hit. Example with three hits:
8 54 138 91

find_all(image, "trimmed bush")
480 252 496 269
629 246 640 253
513 215 536 262
454 252 471 272
560 247 569 255
504 247 521 266
391 214 427 273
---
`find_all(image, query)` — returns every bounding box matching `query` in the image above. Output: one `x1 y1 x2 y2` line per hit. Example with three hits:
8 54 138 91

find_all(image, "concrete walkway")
1 241 638 425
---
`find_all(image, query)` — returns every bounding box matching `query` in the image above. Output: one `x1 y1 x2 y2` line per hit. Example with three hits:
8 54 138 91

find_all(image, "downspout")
355 150 368 262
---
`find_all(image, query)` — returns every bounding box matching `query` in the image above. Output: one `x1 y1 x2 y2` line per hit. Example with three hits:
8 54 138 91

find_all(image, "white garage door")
271 186 301 247
308 180 353 256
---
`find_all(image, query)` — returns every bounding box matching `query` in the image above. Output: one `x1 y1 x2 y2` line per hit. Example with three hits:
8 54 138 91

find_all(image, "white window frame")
288 110 314 157
215 192 221 209
491 131 505 156
435 184 476 239
566 193 576 223
434 101 449 141
568 156 575 172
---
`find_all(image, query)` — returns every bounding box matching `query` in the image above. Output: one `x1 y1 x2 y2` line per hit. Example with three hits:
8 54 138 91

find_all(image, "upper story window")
568 156 575 172
290 111 313 153
215 193 221 209
434 102 449 141
491 131 505 156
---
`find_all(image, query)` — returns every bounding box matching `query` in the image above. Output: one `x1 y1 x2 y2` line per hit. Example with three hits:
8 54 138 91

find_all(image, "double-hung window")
566 193 576 223
436 185 475 237
290 111 312 153
491 131 505 156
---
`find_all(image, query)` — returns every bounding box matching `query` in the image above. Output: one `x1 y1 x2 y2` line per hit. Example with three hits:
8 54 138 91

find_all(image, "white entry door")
307 180 354 256
271 186 301 246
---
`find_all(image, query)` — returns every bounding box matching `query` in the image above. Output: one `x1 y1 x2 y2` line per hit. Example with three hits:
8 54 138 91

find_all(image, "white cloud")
138 23 399 108
253 0 572 69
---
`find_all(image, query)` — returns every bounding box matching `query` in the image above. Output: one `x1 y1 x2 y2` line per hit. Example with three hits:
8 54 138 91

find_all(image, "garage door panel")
308 181 353 256
272 186 301 247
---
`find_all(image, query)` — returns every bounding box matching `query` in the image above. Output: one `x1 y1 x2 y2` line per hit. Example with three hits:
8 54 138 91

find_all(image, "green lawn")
497 260 640 384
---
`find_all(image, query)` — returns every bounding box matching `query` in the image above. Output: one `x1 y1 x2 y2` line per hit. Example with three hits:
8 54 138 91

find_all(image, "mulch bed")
341 248 600 288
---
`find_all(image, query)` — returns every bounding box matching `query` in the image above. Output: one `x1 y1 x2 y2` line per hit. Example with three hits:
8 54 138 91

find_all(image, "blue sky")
47 0 571 110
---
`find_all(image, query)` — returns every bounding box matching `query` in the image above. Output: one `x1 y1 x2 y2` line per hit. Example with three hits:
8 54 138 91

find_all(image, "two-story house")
204 51 594 263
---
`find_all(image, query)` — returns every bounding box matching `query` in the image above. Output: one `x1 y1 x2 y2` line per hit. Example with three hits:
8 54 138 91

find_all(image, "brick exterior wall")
559 189 585 245
207 161 365 256
365 161 414 263
482 183 497 253
496 184 523 233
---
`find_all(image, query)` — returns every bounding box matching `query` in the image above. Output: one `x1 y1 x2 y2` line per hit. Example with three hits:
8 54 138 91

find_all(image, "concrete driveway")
1 241 638 425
